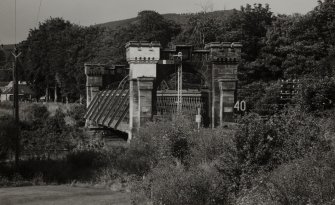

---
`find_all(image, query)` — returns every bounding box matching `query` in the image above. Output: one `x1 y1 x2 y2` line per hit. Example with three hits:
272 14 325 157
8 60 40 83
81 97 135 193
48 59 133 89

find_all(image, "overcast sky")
0 0 318 44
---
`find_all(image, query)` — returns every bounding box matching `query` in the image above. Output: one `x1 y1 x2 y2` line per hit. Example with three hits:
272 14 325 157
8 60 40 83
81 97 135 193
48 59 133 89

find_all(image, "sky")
0 0 318 44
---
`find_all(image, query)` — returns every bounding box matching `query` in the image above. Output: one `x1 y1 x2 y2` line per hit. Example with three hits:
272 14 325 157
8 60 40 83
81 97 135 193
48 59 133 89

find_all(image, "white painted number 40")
234 100 246 112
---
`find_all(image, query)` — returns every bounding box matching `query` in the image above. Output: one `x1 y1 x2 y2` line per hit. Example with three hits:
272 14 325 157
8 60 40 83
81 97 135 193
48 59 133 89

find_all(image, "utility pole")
12 46 21 165
174 52 183 114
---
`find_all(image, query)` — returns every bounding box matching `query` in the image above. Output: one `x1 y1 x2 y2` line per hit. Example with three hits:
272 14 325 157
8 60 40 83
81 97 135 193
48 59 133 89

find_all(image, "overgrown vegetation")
128 107 335 204
0 1 335 204
0 102 334 204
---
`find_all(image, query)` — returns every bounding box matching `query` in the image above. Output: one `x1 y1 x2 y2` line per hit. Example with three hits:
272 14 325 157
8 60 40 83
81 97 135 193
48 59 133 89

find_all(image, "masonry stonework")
126 41 161 138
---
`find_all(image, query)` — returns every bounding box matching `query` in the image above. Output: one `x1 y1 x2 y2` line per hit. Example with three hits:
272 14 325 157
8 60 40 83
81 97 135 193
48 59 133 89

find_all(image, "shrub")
16 159 70 184
133 163 233 205
45 108 67 133
189 127 235 165
0 101 13 109
67 104 86 127
122 116 196 176
238 151 335 205
253 81 283 115
67 150 109 169
0 116 18 161
22 103 49 123
220 107 331 190
130 117 239 204
238 81 267 112
66 150 110 180
296 77 335 113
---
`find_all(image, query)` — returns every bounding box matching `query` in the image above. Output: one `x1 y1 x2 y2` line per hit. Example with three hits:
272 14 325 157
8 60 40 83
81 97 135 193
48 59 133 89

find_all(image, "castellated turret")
126 41 161 139
126 41 161 79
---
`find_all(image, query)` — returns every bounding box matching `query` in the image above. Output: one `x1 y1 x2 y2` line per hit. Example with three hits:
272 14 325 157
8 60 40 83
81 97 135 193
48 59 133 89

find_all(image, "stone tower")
85 63 108 108
125 41 161 138
206 42 242 127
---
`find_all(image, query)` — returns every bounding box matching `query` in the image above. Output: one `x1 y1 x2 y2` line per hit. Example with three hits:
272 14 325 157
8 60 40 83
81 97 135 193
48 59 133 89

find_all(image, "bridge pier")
129 77 155 136
206 42 242 127
126 41 161 138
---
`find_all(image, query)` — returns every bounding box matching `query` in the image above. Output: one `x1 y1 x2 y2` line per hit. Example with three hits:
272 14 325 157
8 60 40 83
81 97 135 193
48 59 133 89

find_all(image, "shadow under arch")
155 62 209 91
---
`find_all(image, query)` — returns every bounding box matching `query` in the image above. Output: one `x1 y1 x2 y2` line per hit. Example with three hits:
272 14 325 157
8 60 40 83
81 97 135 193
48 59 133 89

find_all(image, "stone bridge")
84 41 242 140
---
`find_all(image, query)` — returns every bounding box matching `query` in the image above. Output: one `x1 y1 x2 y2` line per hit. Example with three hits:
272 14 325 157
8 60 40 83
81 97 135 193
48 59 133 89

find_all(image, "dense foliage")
1 1 335 204
15 1 334 114
19 11 181 100
128 107 335 204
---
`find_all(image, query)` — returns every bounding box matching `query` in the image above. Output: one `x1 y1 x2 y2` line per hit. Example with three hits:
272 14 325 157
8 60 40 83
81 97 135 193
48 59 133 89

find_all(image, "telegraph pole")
12 47 21 121
174 52 183 114
12 46 21 165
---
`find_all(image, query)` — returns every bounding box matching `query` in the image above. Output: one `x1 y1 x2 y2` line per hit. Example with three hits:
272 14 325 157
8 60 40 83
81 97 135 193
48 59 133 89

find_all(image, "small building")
0 81 35 102
0 82 9 93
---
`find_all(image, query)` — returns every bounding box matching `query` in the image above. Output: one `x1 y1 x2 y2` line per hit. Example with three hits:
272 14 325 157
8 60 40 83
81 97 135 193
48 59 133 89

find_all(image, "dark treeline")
16 1 335 110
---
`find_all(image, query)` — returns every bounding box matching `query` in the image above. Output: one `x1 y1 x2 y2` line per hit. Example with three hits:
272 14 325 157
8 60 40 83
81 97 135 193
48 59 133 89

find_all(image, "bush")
238 151 335 205
22 103 49 123
253 81 283 115
129 117 239 204
121 116 196 176
189 127 235 165
238 82 267 112
66 150 110 180
16 159 70 184
0 148 123 186
67 104 86 127
133 163 233 205
218 107 331 191
0 101 13 109
0 116 18 161
297 77 335 113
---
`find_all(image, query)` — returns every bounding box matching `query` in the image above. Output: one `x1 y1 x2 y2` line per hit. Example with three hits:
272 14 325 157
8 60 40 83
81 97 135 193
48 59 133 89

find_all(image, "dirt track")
0 185 131 205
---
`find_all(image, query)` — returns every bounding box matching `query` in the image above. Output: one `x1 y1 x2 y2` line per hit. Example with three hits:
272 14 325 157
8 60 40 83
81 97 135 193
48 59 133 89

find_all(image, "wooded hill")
97 10 236 30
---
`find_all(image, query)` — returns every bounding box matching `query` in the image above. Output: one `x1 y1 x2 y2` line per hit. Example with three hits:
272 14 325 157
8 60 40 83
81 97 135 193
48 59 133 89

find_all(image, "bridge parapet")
205 42 242 62
85 63 112 76
126 41 161 64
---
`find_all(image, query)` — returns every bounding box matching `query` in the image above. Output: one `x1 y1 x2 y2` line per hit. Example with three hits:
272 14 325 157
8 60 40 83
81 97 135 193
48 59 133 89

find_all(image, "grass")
0 185 131 205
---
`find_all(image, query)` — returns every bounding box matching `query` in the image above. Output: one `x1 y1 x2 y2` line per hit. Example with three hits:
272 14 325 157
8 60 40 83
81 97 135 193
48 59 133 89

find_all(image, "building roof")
1 44 15 51
2 83 35 95
0 81 10 93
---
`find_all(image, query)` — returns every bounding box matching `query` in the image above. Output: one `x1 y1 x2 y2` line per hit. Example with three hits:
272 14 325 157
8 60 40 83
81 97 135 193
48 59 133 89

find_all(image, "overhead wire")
36 0 43 28
14 0 16 45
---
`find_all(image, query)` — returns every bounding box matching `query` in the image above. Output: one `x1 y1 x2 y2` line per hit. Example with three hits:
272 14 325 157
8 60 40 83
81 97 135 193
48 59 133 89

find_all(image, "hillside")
97 9 236 29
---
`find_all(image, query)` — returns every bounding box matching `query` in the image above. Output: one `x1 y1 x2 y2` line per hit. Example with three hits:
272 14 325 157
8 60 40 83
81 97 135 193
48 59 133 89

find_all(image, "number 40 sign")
234 100 247 112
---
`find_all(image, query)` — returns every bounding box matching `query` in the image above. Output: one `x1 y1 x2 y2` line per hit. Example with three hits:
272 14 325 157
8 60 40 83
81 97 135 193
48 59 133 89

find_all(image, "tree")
21 18 74 99
21 18 107 101
237 4 275 82
112 10 181 50
269 0 335 78
0 117 19 161
135 10 181 47
176 12 222 48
